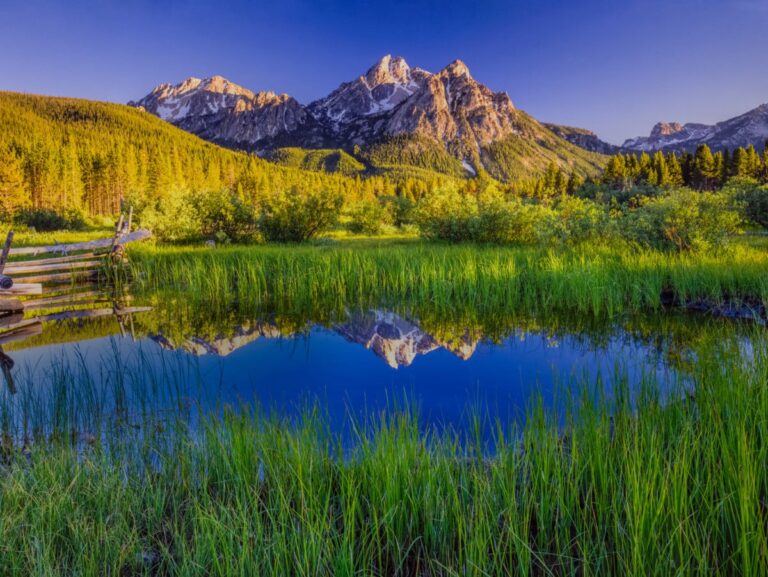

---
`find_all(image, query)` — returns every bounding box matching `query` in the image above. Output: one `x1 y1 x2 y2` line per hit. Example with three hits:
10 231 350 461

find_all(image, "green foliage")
622 188 741 252
360 135 467 178
346 199 393 235
479 111 605 182
259 188 344 242
724 177 768 229
188 190 260 243
0 145 28 220
551 195 610 244
267 147 366 176
600 144 767 193
14 207 88 231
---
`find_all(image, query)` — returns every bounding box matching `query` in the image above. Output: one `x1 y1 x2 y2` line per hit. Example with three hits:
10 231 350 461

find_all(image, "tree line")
0 93 454 222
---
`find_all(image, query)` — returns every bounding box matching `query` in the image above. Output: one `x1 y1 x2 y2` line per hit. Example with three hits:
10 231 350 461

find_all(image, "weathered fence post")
0 231 14 290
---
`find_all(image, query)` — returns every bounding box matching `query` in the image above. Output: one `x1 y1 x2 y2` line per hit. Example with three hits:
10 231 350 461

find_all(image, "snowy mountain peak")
650 122 684 138
623 103 768 152
365 54 412 87
442 59 471 79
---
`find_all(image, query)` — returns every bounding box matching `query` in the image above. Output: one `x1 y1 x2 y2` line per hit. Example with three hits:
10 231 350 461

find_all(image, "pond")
2 291 750 440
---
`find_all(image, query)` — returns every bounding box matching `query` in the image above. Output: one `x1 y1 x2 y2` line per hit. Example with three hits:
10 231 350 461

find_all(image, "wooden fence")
0 212 152 392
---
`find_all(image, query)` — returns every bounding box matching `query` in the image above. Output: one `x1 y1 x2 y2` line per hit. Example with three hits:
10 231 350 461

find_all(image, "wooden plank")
8 229 152 257
0 313 24 330
0 284 42 296
0 322 43 346
7 252 106 267
23 298 110 312
0 306 154 332
14 270 98 284
0 299 24 313
22 290 104 310
4 259 103 276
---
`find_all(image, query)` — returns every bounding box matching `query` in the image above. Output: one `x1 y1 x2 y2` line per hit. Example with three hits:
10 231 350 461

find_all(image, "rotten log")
0 284 43 296
4 259 103 276
8 229 152 257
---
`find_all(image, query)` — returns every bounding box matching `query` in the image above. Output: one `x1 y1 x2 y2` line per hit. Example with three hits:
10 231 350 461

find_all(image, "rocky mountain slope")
130 56 606 181
543 123 619 154
622 104 768 152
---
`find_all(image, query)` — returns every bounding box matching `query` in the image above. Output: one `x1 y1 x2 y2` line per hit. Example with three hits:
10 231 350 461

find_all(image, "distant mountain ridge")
130 55 606 181
623 104 768 152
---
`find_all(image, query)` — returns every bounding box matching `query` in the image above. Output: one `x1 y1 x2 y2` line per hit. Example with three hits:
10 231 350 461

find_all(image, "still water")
4 298 737 437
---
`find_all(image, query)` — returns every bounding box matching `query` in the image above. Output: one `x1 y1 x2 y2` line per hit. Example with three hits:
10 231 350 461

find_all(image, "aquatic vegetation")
129 240 768 318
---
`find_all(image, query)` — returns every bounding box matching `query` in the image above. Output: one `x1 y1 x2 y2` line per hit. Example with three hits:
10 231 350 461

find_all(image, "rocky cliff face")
129 75 310 149
130 56 603 172
622 104 768 152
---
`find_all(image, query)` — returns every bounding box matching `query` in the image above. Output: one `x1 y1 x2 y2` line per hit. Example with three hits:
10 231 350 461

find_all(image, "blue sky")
0 0 766 144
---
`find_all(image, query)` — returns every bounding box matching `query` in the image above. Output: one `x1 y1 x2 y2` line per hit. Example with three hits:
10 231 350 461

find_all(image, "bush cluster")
13 208 89 232
414 185 743 252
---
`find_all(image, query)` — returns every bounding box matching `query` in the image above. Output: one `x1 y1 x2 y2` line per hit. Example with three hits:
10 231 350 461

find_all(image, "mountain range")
130 55 768 175
129 55 606 182
621 104 768 153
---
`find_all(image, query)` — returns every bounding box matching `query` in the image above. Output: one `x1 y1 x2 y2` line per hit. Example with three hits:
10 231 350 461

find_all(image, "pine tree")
0 147 29 220
692 144 717 190
666 152 684 187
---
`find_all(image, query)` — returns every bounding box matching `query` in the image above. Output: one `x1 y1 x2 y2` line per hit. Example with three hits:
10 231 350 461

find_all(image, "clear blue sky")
1 0 766 144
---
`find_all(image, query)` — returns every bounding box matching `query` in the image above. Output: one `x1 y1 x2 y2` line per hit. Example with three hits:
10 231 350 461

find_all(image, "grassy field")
0 328 765 575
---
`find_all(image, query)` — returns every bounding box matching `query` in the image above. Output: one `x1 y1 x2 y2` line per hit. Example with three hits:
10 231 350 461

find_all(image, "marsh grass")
129 241 768 319
0 331 765 576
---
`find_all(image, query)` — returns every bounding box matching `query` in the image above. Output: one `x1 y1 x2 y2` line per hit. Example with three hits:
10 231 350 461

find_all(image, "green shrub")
621 188 740 252
347 199 393 235
414 187 558 245
13 207 88 231
189 190 260 243
259 188 343 242
552 196 610 245
126 190 202 242
413 187 478 242
724 177 768 229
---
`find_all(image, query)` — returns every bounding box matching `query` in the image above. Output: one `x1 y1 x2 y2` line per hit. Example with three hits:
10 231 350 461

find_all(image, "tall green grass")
0 331 765 575
130 241 768 318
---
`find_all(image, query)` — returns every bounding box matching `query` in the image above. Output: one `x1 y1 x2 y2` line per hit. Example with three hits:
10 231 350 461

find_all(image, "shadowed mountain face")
543 123 619 155
129 55 607 180
622 104 768 152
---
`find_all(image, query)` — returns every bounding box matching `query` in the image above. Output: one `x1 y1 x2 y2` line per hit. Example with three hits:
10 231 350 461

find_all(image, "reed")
129 241 768 318
0 330 765 576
